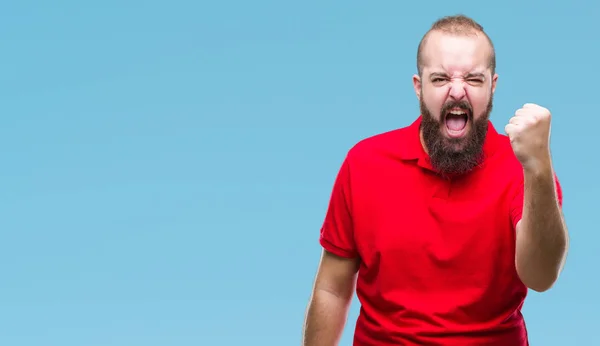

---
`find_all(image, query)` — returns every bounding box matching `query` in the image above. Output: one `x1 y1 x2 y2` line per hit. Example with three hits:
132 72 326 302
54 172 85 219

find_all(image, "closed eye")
431 77 448 83
467 78 484 84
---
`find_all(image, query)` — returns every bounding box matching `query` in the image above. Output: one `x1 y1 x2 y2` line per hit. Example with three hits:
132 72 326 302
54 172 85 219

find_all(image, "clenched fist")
505 103 552 171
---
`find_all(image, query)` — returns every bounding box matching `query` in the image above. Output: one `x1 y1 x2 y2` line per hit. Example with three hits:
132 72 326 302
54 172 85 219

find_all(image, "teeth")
449 110 467 115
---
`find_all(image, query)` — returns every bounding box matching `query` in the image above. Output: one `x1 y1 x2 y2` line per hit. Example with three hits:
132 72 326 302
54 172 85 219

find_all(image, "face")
413 31 498 176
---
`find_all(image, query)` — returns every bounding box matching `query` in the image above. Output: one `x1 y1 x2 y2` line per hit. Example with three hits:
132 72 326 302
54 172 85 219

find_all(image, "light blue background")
1 1 597 345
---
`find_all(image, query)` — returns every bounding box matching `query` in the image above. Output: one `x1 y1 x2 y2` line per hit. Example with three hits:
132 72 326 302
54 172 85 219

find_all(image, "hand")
505 103 552 172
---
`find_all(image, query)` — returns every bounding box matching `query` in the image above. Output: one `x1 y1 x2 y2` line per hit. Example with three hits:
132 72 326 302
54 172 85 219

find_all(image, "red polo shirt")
319 116 563 346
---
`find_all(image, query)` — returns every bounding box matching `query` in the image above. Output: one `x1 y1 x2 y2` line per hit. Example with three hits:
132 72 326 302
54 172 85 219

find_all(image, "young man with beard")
302 14 569 346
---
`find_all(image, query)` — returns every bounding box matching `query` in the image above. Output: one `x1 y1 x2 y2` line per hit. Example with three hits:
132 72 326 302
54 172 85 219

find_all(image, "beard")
419 94 493 176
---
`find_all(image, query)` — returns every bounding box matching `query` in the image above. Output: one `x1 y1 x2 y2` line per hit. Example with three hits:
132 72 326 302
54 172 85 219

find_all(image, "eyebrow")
465 72 486 79
429 72 448 78
429 72 486 79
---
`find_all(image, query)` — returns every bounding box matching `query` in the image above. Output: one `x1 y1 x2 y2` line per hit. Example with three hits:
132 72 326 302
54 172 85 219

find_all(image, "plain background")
1 1 597 345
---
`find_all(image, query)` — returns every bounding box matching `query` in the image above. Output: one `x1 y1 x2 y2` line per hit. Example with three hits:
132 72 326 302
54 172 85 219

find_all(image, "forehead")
421 31 492 75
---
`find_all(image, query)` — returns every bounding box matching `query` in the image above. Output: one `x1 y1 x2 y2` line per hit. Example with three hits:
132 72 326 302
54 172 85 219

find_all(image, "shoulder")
345 123 415 165
489 127 563 202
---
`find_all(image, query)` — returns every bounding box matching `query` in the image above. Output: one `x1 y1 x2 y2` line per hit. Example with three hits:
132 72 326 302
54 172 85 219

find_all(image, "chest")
351 166 517 285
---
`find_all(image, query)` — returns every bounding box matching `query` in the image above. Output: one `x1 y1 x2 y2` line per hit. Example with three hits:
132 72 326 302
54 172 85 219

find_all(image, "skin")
507 104 569 292
412 30 498 149
413 30 568 292
302 250 359 346
302 29 569 345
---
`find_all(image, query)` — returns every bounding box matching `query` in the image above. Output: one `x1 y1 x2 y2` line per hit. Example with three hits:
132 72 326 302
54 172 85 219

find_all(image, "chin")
445 140 469 153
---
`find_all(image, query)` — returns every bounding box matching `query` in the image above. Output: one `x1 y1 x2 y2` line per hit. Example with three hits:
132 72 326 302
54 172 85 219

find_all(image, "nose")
448 80 467 101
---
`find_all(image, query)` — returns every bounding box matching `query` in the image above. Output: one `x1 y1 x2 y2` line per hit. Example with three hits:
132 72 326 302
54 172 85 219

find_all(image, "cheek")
423 90 446 115
466 89 491 115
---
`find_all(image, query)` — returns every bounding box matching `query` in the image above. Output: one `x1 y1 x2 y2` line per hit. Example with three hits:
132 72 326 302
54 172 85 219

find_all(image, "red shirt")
319 116 563 346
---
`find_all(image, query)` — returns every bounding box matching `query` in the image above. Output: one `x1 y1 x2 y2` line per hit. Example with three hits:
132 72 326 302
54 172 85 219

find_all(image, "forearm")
516 161 569 292
302 289 352 346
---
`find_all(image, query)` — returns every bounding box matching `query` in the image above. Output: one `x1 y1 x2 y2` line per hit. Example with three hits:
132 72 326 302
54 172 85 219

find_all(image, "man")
302 14 569 346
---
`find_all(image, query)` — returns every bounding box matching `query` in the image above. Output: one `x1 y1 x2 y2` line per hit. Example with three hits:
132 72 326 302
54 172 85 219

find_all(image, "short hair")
416 14 496 76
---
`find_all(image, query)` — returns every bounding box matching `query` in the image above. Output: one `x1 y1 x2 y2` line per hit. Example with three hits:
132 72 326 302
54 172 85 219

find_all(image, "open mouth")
444 108 470 137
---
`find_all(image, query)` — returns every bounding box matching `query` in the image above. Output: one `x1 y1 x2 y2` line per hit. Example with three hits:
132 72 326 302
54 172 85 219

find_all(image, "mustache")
441 101 473 117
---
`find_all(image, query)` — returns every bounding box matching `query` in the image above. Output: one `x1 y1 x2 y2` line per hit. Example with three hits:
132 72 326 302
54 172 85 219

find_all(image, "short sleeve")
319 157 357 258
510 172 563 229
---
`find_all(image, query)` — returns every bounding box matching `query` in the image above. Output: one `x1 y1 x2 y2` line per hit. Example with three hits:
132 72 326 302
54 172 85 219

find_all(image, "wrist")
523 156 553 179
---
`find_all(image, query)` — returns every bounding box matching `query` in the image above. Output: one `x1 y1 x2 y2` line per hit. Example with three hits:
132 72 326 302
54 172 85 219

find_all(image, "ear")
412 74 422 100
491 73 498 94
